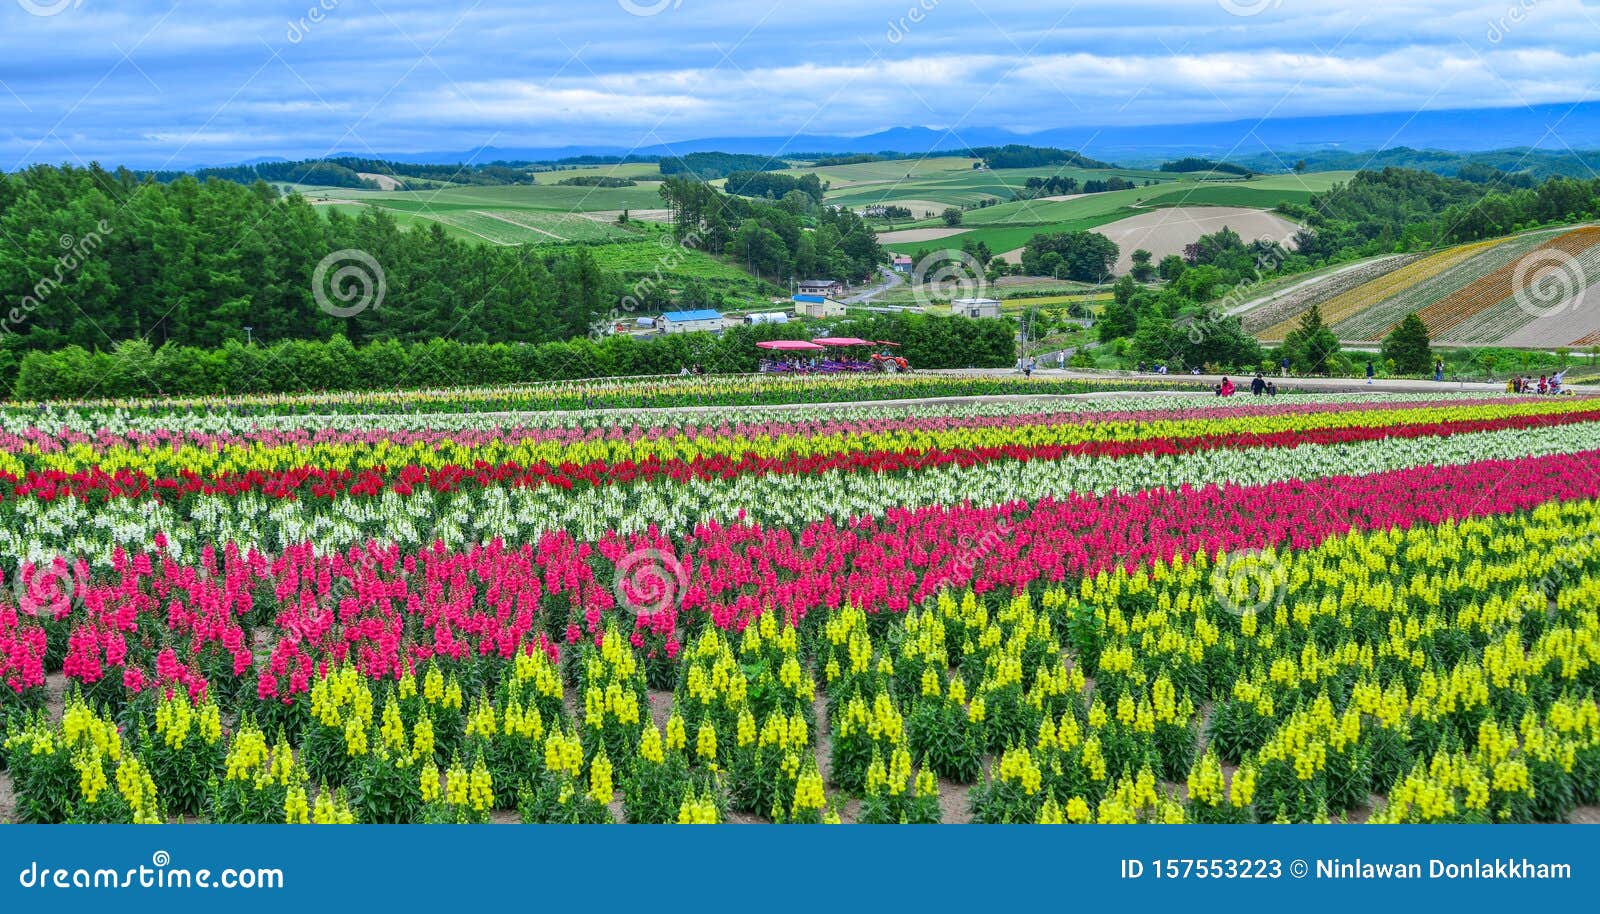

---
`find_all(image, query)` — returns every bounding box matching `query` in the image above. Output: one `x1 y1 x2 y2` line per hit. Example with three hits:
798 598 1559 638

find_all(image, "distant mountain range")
231 100 1600 168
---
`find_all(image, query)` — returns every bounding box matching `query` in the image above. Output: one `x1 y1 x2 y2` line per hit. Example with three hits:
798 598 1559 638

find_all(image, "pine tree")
1381 312 1433 375
1283 305 1341 376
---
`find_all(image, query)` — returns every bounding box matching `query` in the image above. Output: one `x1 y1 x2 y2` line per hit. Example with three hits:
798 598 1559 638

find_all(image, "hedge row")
11 313 1018 400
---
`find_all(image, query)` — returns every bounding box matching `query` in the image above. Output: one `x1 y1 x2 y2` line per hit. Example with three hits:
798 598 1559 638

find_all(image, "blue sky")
2 0 1598 168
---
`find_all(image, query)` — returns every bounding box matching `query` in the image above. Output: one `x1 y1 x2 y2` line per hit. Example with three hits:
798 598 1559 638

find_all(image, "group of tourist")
1510 371 1567 395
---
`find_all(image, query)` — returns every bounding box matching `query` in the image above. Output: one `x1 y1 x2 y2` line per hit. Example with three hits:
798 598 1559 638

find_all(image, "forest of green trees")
962 145 1111 169
658 177 883 282
658 153 786 180
0 164 622 384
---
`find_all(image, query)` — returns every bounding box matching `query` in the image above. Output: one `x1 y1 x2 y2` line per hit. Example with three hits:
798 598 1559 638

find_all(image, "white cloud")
3 0 1600 164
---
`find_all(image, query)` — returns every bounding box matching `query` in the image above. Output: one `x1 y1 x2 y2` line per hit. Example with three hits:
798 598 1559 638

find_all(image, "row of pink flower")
4 446 1598 699
0 396 1521 455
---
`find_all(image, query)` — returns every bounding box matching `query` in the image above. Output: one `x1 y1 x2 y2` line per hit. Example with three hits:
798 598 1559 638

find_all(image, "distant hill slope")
1239 225 1600 348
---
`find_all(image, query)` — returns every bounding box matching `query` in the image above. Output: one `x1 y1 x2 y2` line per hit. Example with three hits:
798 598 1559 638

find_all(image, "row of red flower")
4 406 1598 504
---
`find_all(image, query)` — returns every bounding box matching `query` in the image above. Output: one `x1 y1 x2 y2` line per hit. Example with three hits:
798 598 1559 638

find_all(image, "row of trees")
964 145 1111 170
13 313 1017 399
659 153 785 180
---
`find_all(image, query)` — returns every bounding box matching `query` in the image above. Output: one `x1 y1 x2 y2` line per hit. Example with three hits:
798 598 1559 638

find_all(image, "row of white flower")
0 391 1504 436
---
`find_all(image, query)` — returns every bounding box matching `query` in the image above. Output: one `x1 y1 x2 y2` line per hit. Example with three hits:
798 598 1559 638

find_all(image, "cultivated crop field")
312 181 669 246
2 378 1598 825
1247 225 1600 347
879 173 1341 267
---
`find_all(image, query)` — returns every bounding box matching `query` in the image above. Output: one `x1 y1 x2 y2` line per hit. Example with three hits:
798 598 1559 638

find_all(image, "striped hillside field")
1257 239 1499 341
1333 231 1554 342
1413 226 1600 338
1438 237 1600 344
1238 253 1422 335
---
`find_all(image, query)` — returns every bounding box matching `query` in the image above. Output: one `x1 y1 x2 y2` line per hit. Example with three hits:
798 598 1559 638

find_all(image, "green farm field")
877 171 1346 254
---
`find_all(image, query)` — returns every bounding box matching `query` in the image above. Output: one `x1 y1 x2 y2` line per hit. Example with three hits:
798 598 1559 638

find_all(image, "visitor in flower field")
1434 358 1445 382
1539 376 1550 395
1251 373 1266 396
1280 356 1290 377
1366 360 1375 384
1266 381 1277 396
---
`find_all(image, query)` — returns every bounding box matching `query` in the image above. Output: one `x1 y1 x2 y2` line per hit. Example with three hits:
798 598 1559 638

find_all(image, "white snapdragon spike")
2 420 1594 569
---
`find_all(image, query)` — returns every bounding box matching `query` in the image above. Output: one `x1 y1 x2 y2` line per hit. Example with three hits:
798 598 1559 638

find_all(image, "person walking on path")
1280 356 1290 377
1023 357 1036 379
1366 360 1375 384
1434 358 1445 382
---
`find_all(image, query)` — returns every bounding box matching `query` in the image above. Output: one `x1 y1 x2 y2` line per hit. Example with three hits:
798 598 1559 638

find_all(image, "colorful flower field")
1 382 1598 825
1252 225 1600 348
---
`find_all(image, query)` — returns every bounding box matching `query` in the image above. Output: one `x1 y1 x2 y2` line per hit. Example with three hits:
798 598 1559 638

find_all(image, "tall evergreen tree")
1381 312 1433 375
